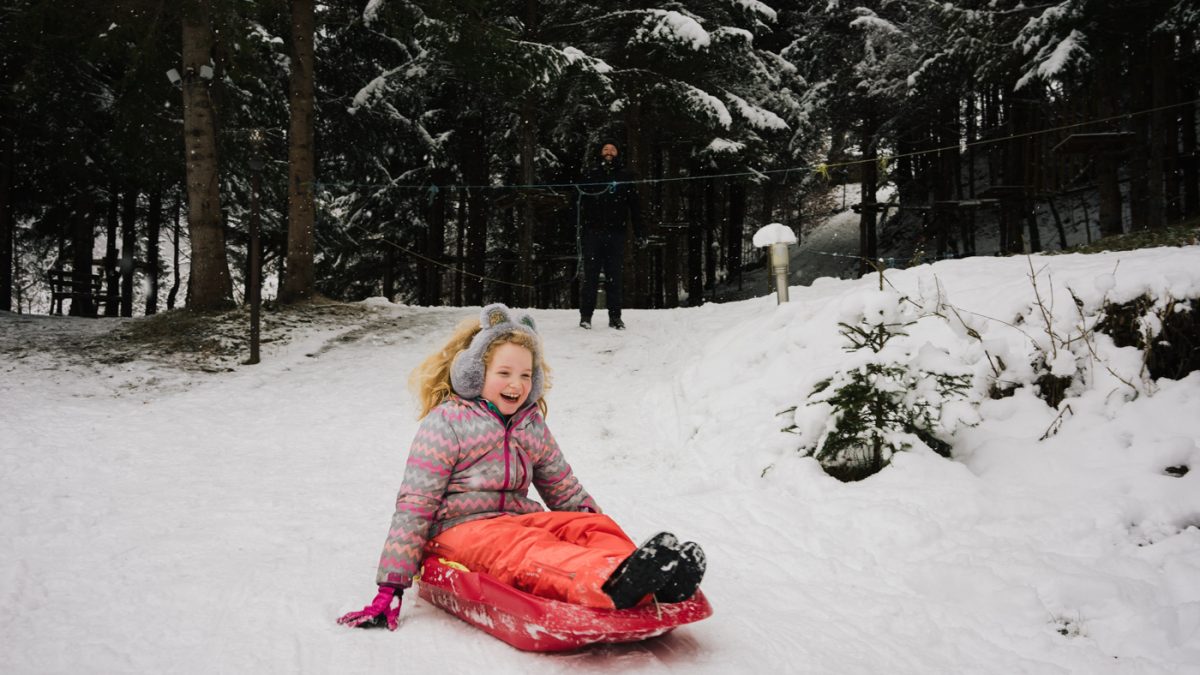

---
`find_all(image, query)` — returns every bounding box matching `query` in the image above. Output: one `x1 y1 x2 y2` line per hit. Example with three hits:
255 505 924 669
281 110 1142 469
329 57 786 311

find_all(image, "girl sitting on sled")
338 303 706 630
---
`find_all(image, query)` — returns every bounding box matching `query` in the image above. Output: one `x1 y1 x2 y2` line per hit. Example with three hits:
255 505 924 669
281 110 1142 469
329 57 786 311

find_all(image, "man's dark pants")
580 228 625 322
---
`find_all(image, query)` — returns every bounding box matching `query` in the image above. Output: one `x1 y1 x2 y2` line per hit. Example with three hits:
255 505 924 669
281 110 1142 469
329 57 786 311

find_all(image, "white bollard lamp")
752 223 798 304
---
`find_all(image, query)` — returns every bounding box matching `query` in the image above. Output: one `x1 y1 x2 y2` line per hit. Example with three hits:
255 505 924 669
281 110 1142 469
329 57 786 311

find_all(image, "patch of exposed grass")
1052 222 1200 255
1 301 379 372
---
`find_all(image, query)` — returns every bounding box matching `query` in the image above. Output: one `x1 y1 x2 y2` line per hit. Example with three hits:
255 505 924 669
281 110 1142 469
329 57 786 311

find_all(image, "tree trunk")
686 175 703 306
181 0 233 309
425 170 447 306
146 184 162 315
859 117 879 272
624 100 649 308
1181 33 1199 219
0 125 12 312
727 180 745 291
279 0 316 303
1163 32 1181 224
105 188 119 316
1126 33 1151 230
662 148 681 308
965 94 977 255
518 1 538 308
463 114 488 306
70 197 95 317
704 180 717 291
167 188 182 310
519 95 536 307
1046 196 1068 250
1148 32 1170 228
382 245 396 301
454 190 465 306
761 178 776 227
120 188 137 317
934 100 958 257
1094 47 1125 236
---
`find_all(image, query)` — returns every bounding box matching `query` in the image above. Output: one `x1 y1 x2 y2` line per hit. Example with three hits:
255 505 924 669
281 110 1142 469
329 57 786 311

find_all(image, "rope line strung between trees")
343 222 582 290
319 96 1199 295
296 97 1200 194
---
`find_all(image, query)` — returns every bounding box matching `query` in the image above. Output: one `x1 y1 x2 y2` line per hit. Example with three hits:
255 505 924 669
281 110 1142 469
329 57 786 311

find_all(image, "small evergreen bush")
786 292 974 482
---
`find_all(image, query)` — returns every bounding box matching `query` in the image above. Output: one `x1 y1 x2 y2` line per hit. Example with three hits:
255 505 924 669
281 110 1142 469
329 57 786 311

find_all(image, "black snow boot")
602 532 680 609
655 541 706 603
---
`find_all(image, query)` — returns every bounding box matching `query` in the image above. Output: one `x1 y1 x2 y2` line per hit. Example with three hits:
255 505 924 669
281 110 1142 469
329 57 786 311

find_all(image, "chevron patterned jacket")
376 394 600 588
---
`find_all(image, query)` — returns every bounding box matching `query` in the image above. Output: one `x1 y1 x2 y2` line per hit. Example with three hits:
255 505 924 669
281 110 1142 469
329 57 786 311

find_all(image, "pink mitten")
337 586 403 631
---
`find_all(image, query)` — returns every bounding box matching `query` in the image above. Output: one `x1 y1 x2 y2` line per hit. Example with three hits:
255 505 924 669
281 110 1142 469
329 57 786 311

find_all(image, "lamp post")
247 128 265 365
752 223 798 305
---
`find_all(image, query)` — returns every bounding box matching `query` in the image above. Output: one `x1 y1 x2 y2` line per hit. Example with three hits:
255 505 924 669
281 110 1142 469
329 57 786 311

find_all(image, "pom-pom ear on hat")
450 303 544 404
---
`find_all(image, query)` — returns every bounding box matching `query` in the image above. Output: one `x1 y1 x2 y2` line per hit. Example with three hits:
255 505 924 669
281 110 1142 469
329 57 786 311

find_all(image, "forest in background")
1 0 1198 317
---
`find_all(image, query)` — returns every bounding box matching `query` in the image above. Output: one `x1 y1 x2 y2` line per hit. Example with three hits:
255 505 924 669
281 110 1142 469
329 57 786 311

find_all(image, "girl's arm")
375 410 460 588
530 419 601 513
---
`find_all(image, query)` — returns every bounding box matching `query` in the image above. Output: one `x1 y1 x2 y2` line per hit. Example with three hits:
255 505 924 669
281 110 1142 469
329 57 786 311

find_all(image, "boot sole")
656 541 706 603
602 532 680 609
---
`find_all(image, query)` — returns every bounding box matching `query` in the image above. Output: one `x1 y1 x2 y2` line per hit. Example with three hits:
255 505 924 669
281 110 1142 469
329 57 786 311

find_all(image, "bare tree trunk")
0 125 12 312
934 100 958 257
454 191 465 306
1180 32 1199 219
860 115 879 272
105 188 119 316
181 0 233 309
279 0 316 303
120 188 137 317
686 174 703 306
1163 32 1182 223
727 180 745 291
519 95 536 307
662 147 681 308
167 188 182 310
518 0 538 308
705 180 717 291
1046 196 1068 250
463 110 488 306
382 245 396 301
1095 47 1125 236
965 93 977 255
146 184 162 315
1148 32 1170 228
427 171 446 306
1127 33 1151 230
624 99 649 308
70 196 95 317
761 178 776 226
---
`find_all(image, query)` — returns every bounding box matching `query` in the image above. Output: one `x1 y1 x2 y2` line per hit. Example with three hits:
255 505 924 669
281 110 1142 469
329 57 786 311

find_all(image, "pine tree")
787 292 974 482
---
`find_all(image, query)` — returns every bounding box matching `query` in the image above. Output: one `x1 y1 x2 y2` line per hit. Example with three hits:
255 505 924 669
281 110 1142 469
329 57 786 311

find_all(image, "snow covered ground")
3 245 1200 674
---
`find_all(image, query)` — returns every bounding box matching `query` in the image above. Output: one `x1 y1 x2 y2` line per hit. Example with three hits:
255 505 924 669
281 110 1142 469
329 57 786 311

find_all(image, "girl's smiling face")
481 342 534 416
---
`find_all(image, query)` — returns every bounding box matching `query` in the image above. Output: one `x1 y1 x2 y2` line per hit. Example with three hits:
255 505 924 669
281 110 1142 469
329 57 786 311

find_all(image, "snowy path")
713 211 860 303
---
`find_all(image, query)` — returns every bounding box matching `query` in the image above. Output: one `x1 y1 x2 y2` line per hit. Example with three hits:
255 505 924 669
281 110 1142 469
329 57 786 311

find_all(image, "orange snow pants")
427 512 637 609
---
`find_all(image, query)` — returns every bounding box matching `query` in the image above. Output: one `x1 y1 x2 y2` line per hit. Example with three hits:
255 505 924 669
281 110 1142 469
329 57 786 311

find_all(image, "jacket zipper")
485 403 535 512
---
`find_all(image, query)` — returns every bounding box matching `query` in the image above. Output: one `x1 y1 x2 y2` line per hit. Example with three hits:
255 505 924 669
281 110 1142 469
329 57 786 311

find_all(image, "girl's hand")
336 586 403 631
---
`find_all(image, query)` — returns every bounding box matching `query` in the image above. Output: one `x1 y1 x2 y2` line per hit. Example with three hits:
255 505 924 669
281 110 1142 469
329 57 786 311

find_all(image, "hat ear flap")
481 303 511 329
517 314 537 334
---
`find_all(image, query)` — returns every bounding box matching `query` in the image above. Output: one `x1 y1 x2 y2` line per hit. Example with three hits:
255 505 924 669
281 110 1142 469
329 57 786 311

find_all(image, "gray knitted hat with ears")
450 303 544 404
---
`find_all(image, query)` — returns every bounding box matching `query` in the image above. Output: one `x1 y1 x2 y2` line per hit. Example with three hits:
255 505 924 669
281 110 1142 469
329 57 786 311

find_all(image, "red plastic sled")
416 556 713 652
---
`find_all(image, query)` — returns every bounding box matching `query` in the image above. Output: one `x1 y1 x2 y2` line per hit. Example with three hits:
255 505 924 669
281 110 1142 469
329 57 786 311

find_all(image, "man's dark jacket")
579 158 643 236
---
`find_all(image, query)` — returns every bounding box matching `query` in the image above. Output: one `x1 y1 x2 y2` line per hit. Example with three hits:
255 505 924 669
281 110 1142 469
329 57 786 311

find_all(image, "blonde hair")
411 316 552 418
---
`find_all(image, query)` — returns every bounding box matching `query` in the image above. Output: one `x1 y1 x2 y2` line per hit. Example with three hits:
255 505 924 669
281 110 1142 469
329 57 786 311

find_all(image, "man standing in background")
578 140 644 330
